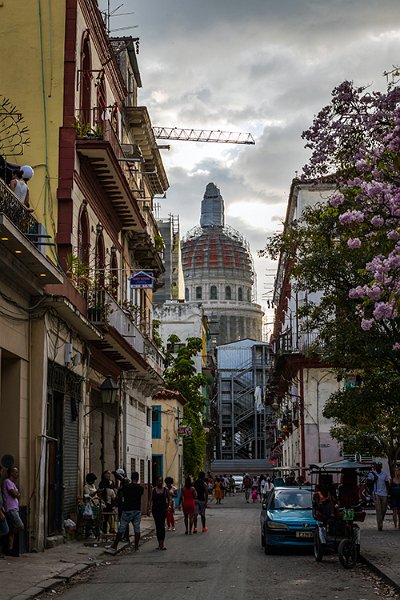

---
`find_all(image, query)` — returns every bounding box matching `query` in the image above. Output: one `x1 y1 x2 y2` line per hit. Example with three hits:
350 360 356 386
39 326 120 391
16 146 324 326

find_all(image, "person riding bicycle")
243 473 252 503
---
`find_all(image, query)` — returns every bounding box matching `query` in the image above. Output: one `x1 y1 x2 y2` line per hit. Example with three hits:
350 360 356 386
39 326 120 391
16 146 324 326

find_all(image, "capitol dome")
181 183 263 345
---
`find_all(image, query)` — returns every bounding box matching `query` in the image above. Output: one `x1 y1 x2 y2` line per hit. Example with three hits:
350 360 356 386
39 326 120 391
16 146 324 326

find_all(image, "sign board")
177 426 192 437
130 271 154 289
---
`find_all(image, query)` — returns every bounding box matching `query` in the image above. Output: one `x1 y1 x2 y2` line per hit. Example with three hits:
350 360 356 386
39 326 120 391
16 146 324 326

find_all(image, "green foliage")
152 319 164 350
260 200 400 463
163 335 207 477
323 368 400 473
154 234 164 253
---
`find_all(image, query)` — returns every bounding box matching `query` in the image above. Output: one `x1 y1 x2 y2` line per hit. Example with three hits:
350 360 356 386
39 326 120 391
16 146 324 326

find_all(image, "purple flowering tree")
260 80 400 466
303 80 400 347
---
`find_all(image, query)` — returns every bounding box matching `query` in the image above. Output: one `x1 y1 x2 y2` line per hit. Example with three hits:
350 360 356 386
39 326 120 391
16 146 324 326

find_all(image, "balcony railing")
75 109 140 193
87 288 164 376
275 328 323 355
0 178 40 243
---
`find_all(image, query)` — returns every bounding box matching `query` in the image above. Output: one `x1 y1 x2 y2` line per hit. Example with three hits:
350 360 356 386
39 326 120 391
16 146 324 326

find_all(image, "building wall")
151 398 184 489
155 302 204 373
0 0 66 244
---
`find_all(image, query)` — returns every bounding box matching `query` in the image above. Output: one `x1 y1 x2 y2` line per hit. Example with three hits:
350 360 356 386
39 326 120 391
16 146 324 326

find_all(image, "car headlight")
268 521 288 530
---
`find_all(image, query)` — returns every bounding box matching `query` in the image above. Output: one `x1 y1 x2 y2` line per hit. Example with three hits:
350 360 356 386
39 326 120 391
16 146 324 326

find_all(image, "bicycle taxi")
310 459 371 568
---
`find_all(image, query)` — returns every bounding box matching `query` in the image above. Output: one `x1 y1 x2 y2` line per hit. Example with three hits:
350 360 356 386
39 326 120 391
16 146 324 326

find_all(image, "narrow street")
54 494 397 600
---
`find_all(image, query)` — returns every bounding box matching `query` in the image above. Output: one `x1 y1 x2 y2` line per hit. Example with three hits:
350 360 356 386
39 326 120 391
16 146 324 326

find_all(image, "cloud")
100 0 400 308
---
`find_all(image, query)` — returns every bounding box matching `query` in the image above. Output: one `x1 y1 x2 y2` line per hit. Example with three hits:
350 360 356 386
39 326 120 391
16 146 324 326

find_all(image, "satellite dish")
1 454 15 469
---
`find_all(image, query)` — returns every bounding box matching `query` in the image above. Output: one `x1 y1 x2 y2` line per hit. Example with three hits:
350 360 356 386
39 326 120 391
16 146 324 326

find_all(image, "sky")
101 0 400 325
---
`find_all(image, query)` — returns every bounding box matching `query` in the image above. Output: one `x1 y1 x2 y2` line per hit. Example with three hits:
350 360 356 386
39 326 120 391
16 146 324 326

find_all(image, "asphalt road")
57 494 398 600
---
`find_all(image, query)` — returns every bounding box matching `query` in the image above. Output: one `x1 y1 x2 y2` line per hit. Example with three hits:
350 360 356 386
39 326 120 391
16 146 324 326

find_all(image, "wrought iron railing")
0 178 40 241
75 108 140 193
87 287 164 376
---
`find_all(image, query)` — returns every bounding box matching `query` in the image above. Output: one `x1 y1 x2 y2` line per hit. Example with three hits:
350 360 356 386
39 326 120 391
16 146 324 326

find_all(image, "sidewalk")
360 509 400 592
0 516 157 600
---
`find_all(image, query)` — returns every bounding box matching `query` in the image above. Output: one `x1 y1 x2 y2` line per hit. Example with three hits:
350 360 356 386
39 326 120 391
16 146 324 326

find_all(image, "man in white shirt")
367 460 391 531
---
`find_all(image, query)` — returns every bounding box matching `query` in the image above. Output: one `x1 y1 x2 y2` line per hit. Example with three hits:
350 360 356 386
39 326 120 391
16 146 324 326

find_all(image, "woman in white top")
9 170 33 210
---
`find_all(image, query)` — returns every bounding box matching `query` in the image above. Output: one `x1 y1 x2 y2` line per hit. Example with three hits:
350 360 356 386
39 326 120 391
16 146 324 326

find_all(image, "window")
185 287 189 301
146 408 151 427
210 285 218 300
152 405 162 438
78 206 90 265
95 231 105 288
196 286 202 300
247 289 251 302
238 287 243 301
225 286 231 300
80 34 92 125
140 459 145 483
130 457 136 476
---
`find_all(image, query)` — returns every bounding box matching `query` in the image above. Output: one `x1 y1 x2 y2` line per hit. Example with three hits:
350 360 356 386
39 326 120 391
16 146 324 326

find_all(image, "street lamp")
99 375 118 404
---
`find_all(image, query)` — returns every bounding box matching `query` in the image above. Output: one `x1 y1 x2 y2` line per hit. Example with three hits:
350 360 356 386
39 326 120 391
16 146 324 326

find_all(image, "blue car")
260 486 316 554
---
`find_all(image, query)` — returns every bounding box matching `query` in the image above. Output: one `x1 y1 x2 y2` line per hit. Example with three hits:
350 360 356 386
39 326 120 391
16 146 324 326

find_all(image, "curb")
15 530 157 600
360 553 400 594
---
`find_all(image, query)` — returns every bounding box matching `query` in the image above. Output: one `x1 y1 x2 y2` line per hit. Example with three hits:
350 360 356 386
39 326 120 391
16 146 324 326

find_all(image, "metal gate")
47 363 82 529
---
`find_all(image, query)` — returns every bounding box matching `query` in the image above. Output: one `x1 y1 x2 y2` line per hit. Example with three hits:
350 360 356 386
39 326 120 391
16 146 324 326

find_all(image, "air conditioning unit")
121 143 142 160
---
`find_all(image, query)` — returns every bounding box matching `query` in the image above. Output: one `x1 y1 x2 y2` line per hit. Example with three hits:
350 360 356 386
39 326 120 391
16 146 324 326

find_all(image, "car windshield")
269 489 312 510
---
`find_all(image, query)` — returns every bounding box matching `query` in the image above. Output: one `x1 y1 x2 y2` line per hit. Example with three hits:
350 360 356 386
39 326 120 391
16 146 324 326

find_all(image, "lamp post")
99 375 118 404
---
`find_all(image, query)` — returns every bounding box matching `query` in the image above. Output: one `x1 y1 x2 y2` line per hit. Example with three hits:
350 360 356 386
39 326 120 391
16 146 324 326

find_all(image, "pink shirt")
2 479 19 512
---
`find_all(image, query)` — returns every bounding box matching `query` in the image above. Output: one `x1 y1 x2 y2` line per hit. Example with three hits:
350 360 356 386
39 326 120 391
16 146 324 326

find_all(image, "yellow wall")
0 0 66 248
151 399 183 488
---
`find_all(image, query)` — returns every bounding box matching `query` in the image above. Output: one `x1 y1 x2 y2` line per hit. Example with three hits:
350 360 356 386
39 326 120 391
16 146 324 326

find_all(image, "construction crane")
152 127 255 145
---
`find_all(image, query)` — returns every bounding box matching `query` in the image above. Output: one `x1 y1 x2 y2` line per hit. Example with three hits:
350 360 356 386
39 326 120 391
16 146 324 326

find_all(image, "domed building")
181 183 263 345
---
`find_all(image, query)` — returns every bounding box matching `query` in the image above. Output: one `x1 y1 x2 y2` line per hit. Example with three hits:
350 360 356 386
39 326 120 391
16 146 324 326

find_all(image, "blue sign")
130 271 154 289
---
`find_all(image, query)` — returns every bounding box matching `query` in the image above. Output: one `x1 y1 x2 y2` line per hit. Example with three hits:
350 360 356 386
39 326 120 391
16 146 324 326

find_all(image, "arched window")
225 286 231 300
238 287 243 301
95 229 105 288
78 205 90 265
196 286 202 300
96 75 107 128
80 33 92 125
185 287 189 301
210 285 218 300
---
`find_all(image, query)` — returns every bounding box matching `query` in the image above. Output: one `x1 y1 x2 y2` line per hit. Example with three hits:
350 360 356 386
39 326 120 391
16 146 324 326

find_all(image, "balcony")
75 114 145 231
87 288 164 380
128 202 164 277
124 106 169 196
0 178 63 292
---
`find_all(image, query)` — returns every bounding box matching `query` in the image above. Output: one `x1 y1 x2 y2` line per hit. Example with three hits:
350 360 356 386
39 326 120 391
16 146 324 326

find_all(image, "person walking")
367 460 391 531
114 468 130 541
1 466 24 556
390 465 400 528
109 471 143 552
110 471 144 552
165 477 177 531
152 477 169 550
181 476 197 534
243 473 252 502
214 477 223 505
193 471 209 533
98 470 116 534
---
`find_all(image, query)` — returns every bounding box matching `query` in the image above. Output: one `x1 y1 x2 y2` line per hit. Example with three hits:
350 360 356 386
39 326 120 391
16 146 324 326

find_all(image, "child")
251 486 258 503
165 476 177 531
